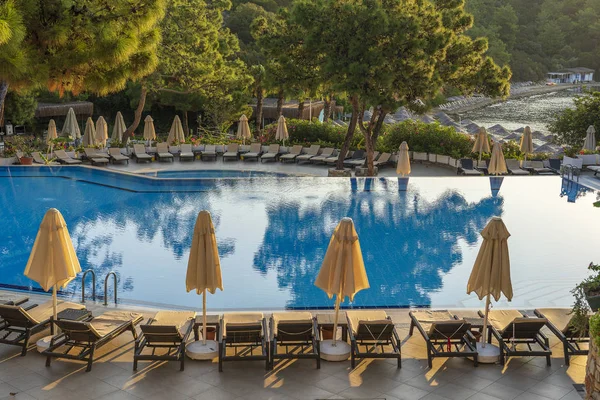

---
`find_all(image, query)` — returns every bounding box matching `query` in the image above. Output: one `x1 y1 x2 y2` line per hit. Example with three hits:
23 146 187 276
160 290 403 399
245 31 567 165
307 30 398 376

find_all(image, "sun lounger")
133 144 153 163
269 312 319 370
343 150 368 167
0 300 85 356
222 143 240 161
54 149 82 165
326 151 349 165
279 145 303 163
548 159 562 173
108 148 130 164
32 152 59 165
179 144 195 161
524 160 554 175
0 294 28 306
219 312 269 372
310 147 335 164
201 144 217 161
134 311 196 371
409 310 477 368
296 145 320 163
458 159 482 175
346 310 401 368
478 309 551 365
373 152 392 167
475 160 489 175
506 159 529 175
44 310 143 372
260 144 281 162
242 143 263 161
83 148 109 166
534 308 590 365
156 143 174 162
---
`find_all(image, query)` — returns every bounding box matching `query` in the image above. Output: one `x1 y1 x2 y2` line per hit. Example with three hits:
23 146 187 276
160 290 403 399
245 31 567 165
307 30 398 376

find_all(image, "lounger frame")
534 309 588 366
133 319 194 371
0 303 50 356
218 318 269 372
44 318 139 372
269 316 320 370
409 312 478 368
477 311 552 366
348 316 401 369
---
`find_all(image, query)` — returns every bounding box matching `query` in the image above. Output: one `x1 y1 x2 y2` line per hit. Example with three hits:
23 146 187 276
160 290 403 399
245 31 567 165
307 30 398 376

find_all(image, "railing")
81 269 96 303
104 271 118 306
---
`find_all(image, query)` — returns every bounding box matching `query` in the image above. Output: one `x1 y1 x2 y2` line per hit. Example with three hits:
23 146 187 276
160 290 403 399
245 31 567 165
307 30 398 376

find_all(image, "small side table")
193 314 220 341
316 313 348 342
462 317 492 344
57 308 93 322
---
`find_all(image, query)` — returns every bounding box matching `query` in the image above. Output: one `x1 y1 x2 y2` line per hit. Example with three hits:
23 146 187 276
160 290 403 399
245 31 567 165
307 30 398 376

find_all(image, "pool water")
141 170 294 179
0 166 598 310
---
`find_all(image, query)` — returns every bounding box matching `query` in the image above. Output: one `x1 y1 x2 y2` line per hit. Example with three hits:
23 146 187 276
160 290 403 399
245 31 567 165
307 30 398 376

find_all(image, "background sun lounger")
475 160 489 175
346 310 401 368
269 312 319 370
458 159 482 175
296 145 320 163
479 309 551 365
373 152 392 168
179 144 195 161
409 310 477 368
243 143 263 161
219 312 269 372
0 294 28 306
343 150 367 167
201 144 217 161
260 144 280 163
156 143 174 162
32 152 60 165
279 145 303 163
534 308 589 365
133 144 153 163
524 160 554 175
54 149 82 165
108 148 130 164
44 310 143 372
222 143 240 161
84 148 109 166
0 300 84 356
134 310 196 371
506 159 529 175
309 147 335 164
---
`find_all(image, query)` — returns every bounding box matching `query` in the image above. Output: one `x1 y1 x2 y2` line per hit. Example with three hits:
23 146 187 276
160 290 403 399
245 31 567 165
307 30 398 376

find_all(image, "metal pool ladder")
104 271 118 306
81 269 96 303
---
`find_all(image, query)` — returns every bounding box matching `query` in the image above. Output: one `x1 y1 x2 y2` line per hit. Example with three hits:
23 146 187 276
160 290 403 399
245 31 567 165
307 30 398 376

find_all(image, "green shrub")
590 313 600 349
379 120 473 158
264 119 348 147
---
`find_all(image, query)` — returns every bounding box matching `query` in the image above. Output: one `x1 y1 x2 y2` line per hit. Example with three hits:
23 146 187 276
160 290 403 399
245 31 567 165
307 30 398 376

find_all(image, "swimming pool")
141 170 295 179
0 166 597 310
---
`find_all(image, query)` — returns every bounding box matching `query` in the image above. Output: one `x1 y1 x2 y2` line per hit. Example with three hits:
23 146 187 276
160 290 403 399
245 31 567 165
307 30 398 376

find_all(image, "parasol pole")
481 293 491 348
202 289 207 345
332 294 341 346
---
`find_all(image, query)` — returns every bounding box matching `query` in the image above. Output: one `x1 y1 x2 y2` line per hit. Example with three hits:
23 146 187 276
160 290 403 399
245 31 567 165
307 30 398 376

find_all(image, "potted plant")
11 135 35 165
570 263 600 336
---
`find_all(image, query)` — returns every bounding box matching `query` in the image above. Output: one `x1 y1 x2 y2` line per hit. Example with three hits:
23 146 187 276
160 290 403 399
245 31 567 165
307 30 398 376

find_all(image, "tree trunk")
323 94 333 123
256 87 264 135
298 100 305 119
0 81 9 128
276 90 284 116
183 111 189 137
371 111 387 144
335 96 359 170
124 87 148 141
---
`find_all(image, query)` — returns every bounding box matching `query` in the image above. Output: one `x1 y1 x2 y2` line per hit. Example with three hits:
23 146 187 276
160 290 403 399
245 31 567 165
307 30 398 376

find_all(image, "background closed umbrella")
467 217 513 349
167 115 185 145
186 211 223 346
473 127 491 162
315 217 369 345
583 125 596 151
275 115 289 147
95 116 108 148
143 115 156 143
61 108 81 140
237 114 251 145
488 141 507 176
520 126 534 167
112 112 127 142
82 117 96 147
46 119 58 144
24 208 81 321
396 141 411 176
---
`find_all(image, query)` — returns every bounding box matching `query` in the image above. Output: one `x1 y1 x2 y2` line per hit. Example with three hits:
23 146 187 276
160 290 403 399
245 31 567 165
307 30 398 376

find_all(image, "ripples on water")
461 90 578 133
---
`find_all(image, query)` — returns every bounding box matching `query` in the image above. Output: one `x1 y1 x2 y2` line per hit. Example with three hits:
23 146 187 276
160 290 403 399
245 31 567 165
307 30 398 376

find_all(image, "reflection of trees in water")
254 187 503 308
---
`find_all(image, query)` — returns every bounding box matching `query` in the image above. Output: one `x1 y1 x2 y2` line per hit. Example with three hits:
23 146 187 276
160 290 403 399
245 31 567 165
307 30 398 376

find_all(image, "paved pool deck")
0 291 587 400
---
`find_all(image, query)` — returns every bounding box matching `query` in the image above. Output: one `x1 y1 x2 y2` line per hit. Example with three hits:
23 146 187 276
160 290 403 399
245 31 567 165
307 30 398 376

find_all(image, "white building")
547 67 594 84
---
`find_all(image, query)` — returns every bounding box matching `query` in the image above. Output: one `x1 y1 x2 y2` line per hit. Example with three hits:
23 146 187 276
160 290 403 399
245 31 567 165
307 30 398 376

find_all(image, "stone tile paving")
0 293 587 400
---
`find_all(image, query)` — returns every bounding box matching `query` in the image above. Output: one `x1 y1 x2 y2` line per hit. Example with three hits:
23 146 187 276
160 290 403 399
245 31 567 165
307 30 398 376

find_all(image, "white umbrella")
61 108 81 140
143 115 156 145
46 119 58 144
95 116 108 148
396 141 411 176
236 114 251 145
167 115 185 145
520 126 534 168
82 117 96 147
583 125 596 151
275 115 289 147
473 127 491 163
112 112 127 142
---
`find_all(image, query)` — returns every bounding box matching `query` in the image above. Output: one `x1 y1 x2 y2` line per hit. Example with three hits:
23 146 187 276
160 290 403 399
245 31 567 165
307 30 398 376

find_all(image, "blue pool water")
0 166 598 310
141 170 294 179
